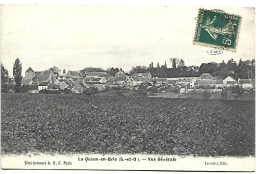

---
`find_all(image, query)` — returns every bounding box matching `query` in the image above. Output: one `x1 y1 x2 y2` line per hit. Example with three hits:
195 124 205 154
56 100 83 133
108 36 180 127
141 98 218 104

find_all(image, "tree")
1 63 9 86
178 59 185 67
49 66 61 77
164 61 167 68
13 58 22 92
169 58 178 70
157 63 160 69
106 67 119 76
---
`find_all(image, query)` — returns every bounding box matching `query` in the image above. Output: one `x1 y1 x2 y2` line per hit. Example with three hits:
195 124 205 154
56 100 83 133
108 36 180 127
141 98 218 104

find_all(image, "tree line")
129 58 255 79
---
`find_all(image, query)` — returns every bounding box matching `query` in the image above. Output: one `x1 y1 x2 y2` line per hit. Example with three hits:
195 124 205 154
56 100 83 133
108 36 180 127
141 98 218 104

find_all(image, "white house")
223 76 238 87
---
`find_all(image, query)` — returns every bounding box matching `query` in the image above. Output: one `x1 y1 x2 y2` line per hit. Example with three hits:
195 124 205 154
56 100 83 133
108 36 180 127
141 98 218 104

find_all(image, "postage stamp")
193 8 241 51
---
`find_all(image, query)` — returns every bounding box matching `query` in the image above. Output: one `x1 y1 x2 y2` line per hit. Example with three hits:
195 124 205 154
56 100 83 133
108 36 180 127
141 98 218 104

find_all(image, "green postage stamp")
194 8 241 51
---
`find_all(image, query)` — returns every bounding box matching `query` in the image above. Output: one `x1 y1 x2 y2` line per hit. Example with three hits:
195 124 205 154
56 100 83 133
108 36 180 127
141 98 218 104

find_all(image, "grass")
1 93 255 156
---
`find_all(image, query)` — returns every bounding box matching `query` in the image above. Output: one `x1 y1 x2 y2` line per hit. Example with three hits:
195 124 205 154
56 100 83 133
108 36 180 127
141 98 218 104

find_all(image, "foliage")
106 67 120 77
13 58 22 92
203 89 211 99
83 87 98 95
221 88 228 99
1 63 9 85
231 86 244 97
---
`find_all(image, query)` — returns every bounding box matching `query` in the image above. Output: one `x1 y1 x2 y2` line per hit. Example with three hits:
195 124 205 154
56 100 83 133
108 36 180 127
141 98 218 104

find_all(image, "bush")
231 86 244 97
221 88 228 99
83 87 98 95
203 89 211 99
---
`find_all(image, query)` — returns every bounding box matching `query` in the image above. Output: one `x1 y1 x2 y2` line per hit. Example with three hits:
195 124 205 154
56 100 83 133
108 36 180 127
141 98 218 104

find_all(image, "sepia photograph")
0 4 255 171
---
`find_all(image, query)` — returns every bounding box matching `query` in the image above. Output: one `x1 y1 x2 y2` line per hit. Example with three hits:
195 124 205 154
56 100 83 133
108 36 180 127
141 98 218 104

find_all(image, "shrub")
203 89 211 99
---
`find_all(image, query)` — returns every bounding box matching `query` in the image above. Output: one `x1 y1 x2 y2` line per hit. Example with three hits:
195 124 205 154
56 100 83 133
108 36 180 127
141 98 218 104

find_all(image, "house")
106 77 116 86
132 73 152 82
91 77 107 84
53 79 61 85
238 79 254 89
71 82 88 93
214 79 224 88
48 84 60 90
98 73 112 80
25 67 35 80
152 78 168 86
22 78 34 85
223 76 238 87
32 70 57 85
59 81 69 90
66 70 81 79
85 72 107 78
167 79 177 87
38 82 50 91
115 71 127 85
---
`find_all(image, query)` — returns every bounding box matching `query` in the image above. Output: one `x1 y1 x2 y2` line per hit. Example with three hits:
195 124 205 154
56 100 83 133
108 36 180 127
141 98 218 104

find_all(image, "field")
1 93 255 156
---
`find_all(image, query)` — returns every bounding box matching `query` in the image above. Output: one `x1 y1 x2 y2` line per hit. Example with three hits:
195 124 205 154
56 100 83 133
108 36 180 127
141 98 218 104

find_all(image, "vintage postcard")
0 5 255 171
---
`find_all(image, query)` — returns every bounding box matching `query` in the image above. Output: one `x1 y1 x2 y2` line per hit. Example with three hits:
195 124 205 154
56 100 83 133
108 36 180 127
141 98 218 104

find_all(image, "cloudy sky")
1 5 255 75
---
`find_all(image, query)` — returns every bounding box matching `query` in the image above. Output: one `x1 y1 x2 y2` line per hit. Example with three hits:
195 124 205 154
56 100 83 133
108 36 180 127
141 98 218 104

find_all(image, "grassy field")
1 93 255 156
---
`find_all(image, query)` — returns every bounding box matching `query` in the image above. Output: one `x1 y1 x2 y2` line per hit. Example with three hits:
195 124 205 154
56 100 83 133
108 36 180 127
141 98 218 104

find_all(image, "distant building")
25 67 35 80
32 70 56 85
115 71 127 85
132 73 152 82
66 70 81 79
38 82 50 91
223 76 238 87
152 78 168 86
238 79 254 89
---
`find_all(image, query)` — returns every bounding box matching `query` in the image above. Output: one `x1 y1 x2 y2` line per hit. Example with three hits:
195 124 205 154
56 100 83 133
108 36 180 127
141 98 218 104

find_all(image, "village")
4 66 252 97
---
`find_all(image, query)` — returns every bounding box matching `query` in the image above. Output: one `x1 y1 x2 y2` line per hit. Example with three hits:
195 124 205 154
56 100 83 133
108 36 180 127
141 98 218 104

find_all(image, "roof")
67 70 80 77
168 80 177 84
115 76 127 81
85 72 107 77
33 70 55 82
25 67 34 72
238 79 251 84
132 73 151 78
224 76 236 82
116 71 125 75
92 78 102 82
98 73 111 78
22 78 33 85
39 82 50 86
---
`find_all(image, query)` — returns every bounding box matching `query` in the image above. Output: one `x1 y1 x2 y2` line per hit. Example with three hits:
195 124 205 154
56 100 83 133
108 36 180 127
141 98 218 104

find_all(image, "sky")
0 5 255 76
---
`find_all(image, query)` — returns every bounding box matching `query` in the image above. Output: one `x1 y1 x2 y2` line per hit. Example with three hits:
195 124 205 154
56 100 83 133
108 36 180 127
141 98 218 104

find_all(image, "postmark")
194 8 241 51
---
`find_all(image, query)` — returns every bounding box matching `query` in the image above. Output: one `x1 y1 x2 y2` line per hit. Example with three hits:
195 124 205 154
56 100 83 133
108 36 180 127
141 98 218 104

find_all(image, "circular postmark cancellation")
193 8 241 52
